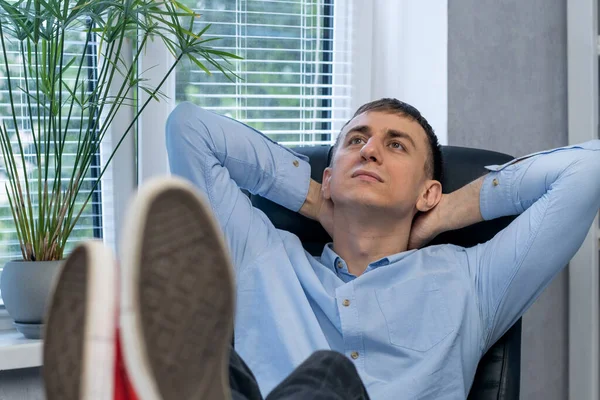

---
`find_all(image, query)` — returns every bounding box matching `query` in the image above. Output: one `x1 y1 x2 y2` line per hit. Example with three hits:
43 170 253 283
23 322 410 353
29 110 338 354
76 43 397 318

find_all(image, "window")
175 0 353 146
0 20 105 268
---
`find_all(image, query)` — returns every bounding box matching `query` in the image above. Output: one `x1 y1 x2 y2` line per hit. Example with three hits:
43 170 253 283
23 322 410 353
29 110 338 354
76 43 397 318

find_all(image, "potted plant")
0 0 238 338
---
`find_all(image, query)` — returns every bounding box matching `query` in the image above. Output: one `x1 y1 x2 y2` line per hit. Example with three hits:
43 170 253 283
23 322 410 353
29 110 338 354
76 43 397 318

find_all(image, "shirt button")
342 299 350 307
351 351 359 360
336 261 343 269
293 160 299 167
492 178 499 186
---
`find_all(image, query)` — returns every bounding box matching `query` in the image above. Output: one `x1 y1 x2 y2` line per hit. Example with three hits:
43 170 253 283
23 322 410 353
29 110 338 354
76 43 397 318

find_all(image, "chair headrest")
251 145 516 255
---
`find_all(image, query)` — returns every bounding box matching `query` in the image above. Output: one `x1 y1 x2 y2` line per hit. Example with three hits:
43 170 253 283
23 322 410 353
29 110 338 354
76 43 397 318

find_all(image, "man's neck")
331 208 413 276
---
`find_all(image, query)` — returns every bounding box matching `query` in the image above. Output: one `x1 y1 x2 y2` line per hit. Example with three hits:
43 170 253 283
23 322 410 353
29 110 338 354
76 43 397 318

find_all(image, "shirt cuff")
480 139 600 221
479 171 520 221
268 150 312 212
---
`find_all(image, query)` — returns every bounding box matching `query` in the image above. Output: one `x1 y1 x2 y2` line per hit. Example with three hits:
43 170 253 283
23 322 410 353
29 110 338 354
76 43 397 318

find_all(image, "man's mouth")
352 170 383 182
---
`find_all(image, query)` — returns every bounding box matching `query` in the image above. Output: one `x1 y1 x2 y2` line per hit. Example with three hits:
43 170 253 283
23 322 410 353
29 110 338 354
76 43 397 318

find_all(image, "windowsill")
0 329 42 370
0 310 42 371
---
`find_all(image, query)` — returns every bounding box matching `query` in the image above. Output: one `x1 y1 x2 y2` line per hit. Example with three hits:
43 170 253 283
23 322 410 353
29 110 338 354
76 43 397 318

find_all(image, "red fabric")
114 331 139 400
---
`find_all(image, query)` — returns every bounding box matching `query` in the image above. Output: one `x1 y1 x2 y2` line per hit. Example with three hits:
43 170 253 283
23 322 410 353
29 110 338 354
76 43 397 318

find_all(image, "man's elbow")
574 149 600 206
591 154 600 203
165 102 213 151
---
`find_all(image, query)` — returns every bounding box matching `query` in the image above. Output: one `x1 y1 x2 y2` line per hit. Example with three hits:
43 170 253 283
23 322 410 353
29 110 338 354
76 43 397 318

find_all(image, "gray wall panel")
448 1 568 399
448 0 567 153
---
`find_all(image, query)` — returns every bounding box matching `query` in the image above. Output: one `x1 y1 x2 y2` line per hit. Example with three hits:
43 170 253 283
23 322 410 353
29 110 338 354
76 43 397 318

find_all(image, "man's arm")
415 140 600 350
408 177 484 249
166 102 312 270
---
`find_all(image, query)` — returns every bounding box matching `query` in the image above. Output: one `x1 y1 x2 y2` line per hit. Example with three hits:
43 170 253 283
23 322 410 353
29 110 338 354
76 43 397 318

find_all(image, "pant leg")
266 351 370 400
229 346 265 400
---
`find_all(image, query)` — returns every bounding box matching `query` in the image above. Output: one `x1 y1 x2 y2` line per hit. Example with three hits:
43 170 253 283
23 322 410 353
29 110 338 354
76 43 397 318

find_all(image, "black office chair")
251 145 521 400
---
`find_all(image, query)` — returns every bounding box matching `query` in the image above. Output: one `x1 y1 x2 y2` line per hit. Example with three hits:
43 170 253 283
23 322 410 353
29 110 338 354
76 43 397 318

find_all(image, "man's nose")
360 138 382 163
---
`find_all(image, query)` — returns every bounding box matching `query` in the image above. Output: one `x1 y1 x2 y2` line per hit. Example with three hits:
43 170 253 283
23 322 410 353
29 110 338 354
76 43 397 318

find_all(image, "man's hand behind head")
300 179 334 238
408 195 446 250
317 190 334 239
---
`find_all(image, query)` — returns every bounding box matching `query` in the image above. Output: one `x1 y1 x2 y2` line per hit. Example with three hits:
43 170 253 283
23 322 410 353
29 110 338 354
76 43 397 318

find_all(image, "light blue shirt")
166 102 600 400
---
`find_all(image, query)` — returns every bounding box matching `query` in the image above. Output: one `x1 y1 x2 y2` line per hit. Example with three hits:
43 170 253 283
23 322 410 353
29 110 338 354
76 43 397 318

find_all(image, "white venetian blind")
175 0 354 146
0 19 106 265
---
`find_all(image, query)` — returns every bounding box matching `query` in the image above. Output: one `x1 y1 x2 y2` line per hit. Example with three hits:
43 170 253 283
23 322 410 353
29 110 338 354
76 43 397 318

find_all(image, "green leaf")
189 55 210 75
202 48 243 60
62 55 76 72
171 0 195 15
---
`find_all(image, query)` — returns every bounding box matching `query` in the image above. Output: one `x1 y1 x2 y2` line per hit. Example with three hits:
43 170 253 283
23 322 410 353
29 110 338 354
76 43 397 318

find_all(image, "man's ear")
416 180 442 212
322 167 333 200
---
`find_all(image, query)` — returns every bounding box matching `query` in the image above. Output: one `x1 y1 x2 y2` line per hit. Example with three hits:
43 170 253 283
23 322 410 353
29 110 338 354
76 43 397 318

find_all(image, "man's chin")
335 194 390 210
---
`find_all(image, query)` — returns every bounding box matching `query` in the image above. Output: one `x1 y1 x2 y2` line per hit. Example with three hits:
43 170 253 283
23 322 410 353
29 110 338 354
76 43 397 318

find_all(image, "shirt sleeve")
464 140 600 351
165 102 312 272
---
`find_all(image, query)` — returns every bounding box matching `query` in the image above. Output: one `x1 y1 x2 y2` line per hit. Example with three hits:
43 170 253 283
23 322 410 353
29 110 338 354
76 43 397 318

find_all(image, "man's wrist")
438 177 485 233
432 195 451 236
299 180 322 221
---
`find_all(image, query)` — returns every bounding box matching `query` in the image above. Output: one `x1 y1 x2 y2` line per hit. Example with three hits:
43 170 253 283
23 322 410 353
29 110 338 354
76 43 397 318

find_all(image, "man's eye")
349 137 364 145
390 142 404 150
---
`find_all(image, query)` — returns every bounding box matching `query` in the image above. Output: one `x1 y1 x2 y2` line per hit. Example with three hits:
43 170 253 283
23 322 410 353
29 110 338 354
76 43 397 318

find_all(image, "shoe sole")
43 241 118 400
120 177 235 400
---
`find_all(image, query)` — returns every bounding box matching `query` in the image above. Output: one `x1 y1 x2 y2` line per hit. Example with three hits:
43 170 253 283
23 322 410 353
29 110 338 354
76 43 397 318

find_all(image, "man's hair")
330 98 443 182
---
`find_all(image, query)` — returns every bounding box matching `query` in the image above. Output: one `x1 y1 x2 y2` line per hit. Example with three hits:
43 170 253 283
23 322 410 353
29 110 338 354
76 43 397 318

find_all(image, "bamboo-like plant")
0 0 238 261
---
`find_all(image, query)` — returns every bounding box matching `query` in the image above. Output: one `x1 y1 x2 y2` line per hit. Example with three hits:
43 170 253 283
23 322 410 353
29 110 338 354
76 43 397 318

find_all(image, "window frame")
566 0 600 398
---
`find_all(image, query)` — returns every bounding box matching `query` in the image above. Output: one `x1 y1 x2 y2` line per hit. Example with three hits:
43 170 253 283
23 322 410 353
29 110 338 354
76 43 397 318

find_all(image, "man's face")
323 111 433 216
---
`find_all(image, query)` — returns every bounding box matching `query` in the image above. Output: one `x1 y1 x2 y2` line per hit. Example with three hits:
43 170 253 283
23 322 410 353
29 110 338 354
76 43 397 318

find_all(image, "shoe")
119 177 236 400
43 241 120 400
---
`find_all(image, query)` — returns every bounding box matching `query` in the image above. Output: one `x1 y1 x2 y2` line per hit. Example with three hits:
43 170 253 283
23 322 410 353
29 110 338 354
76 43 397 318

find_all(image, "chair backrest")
251 145 521 400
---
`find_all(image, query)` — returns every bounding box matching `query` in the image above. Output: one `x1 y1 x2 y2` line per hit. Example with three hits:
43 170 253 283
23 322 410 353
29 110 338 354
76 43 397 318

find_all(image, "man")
43 98 600 400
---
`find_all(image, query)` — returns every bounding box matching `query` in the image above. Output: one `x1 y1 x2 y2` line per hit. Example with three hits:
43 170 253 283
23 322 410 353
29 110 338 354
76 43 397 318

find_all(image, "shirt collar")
320 243 338 269
320 243 418 275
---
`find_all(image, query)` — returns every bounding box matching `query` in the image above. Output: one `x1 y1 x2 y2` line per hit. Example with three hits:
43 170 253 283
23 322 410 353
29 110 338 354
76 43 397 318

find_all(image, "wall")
0 368 43 399
353 0 449 144
448 1 568 399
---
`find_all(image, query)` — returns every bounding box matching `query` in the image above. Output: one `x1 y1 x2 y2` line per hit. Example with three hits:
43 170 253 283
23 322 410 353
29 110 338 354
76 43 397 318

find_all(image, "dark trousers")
228 347 371 400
